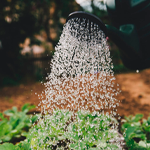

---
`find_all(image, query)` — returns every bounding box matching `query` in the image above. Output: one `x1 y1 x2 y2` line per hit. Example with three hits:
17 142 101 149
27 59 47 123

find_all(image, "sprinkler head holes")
66 11 107 36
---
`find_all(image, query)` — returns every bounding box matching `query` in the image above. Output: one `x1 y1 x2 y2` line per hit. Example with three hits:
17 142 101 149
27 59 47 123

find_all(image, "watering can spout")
106 24 142 69
105 0 150 69
67 8 150 70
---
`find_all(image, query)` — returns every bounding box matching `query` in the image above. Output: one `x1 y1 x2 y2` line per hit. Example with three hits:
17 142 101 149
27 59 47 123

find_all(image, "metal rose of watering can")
66 0 150 70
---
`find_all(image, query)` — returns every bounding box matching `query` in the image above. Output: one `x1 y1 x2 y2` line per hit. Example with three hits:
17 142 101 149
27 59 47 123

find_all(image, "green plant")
121 114 150 150
22 110 120 149
0 109 122 149
0 103 38 144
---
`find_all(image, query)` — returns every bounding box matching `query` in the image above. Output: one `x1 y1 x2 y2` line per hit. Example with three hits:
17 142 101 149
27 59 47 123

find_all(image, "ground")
116 68 150 119
0 68 150 119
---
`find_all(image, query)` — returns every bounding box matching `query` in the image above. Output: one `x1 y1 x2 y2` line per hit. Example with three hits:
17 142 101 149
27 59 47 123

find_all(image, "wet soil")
0 68 150 119
116 68 150 119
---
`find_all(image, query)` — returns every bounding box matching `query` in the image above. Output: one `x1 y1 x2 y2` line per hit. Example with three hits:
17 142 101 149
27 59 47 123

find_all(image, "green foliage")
0 143 16 150
121 114 150 150
0 109 120 149
0 103 38 144
21 110 120 149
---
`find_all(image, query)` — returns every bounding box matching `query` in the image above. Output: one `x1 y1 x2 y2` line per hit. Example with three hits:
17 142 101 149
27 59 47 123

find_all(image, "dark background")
0 0 125 87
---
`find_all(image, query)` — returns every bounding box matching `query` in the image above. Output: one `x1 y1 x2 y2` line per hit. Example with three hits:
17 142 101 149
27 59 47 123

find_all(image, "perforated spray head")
66 11 107 36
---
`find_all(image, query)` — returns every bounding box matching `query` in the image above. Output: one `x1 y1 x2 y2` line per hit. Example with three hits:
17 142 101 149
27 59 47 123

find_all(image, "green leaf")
1 135 12 142
0 104 39 144
133 133 146 141
69 143 78 149
138 141 147 148
16 122 25 131
79 141 86 149
72 134 79 142
12 107 18 113
17 140 31 150
0 123 12 137
125 126 137 141
97 140 107 148
125 114 143 123
0 143 16 150
21 104 30 112
14 134 21 138
30 115 38 124
0 113 7 121
4 109 15 116
21 103 36 113
107 144 119 149
147 117 150 125
126 138 135 148
21 132 28 137
9 118 20 129
133 114 143 122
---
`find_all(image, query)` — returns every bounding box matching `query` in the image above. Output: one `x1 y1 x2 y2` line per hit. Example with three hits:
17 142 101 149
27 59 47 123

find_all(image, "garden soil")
0 68 150 119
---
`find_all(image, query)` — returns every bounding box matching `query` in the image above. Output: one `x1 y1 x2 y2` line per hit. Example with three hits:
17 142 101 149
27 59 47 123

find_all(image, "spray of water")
41 18 119 113
31 17 124 149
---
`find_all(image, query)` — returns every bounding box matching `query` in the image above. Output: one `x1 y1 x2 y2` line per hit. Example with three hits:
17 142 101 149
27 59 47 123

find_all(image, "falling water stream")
42 18 119 113
32 17 124 149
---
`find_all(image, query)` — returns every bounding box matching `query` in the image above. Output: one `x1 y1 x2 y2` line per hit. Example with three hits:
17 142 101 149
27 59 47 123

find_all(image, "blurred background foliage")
0 0 83 86
0 0 126 87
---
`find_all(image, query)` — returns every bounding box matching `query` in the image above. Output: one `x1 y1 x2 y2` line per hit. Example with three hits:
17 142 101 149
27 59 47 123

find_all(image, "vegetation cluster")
1 104 150 149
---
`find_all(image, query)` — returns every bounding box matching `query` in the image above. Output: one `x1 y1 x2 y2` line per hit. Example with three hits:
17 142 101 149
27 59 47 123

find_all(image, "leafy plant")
0 109 122 149
121 114 150 150
0 103 38 144
22 110 120 149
